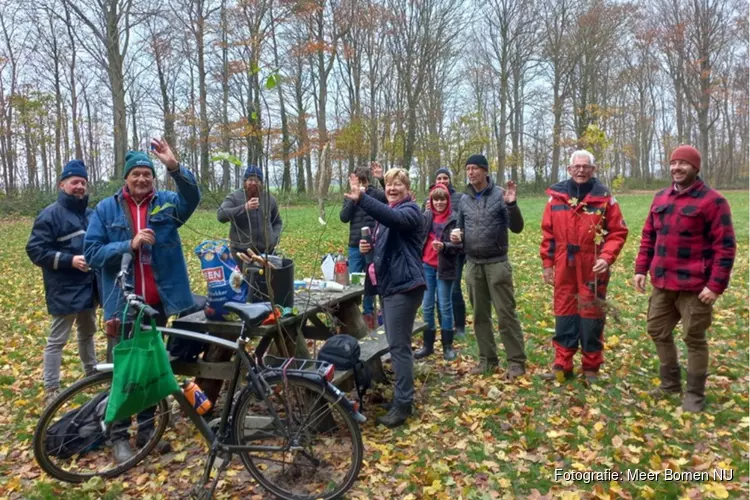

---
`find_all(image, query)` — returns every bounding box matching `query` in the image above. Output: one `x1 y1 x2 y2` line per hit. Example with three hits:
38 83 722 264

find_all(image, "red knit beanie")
670 145 701 171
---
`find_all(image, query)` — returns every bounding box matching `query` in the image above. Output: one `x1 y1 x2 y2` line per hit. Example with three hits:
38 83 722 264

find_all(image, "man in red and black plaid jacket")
634 145 736 413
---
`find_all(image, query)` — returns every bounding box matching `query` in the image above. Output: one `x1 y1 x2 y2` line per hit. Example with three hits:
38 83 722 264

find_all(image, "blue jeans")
422 264 454 331
349 246 374 314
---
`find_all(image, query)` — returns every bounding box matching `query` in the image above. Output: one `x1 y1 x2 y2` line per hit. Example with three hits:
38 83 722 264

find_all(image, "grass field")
0 191 747 499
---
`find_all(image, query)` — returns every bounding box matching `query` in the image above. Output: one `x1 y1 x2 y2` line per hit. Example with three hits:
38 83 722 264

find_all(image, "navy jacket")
340 185 387 247
358 193 426 297
27 192 97 316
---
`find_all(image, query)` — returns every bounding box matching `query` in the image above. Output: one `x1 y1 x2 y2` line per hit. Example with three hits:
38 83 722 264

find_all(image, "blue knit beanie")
243 165 263 182
124 150 155 178
60 159 88 181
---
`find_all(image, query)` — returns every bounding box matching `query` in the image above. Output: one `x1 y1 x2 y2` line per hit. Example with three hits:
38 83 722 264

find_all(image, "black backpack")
45 392 108 459
318 335 371 411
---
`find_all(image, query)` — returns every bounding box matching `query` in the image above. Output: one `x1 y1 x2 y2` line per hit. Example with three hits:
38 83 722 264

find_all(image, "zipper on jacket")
134 198 147 298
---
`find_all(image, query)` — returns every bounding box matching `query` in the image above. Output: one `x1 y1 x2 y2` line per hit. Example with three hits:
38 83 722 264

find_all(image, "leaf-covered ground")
0 192 747 499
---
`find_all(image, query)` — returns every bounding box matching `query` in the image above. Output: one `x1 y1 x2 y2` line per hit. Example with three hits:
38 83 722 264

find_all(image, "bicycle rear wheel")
33 372 170 483
233 374 363 500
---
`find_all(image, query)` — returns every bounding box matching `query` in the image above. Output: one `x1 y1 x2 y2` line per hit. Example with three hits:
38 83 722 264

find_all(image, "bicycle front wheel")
33 372 170 483
233 374 363 500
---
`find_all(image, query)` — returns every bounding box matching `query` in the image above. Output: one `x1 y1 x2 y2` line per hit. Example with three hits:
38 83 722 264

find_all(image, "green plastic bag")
104 312 180 424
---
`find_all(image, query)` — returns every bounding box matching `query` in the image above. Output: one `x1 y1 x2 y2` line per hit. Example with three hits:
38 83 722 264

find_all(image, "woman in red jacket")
415 185 461 361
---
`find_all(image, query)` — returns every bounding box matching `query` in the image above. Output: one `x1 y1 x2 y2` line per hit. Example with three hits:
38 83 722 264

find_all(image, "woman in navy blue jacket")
345 167 425 428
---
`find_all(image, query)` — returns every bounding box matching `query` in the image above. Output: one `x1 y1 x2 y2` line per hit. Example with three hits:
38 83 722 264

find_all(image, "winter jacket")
357 193 426 298
26 192 97 316
456 176 524 264
634 180 736 294
217 189 282 255
540 179 628 268
421 210 461 280
84 165 201 320
340 185 387 247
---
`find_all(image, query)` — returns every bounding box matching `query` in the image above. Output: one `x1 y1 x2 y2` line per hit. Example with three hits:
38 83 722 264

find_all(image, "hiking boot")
540 365 574 382
682 373 708 413
455 326 466 339
583 370 599 383
648 364 682 399
470 358 499 375
441 330 457 361
506 363 526 380
112 440 135 465
376 403 412 428
378 400 393 411
44 388 60 407
414 329 436 360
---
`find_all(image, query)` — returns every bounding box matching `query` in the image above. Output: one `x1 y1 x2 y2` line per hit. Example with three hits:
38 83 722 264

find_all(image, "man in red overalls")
540 150 628 382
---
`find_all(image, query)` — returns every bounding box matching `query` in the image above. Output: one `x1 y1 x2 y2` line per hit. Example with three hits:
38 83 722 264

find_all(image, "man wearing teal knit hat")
84 138 201 464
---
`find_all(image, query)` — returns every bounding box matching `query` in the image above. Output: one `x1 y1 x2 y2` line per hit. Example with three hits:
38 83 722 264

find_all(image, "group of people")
340 145 735 428
26 139 286 463
27 140 736 441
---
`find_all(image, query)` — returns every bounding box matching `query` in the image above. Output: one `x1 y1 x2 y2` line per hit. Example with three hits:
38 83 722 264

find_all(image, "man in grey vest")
451 154 527 377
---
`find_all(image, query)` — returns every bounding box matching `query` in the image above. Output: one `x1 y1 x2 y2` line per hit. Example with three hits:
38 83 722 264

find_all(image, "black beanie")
434 168 452 181
465 154 489 169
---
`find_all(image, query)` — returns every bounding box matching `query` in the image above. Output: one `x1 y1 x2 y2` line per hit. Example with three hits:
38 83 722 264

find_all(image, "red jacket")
122 188 160 305
540 179 628 268
634 180 736 294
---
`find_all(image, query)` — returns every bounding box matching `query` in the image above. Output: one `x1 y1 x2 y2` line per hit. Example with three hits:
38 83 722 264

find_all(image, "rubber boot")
682 373 708 412
441 330 456 361
363 313 376 331
376 403 413 428
414 329 436 359
540 365 574 382
649 364 682 398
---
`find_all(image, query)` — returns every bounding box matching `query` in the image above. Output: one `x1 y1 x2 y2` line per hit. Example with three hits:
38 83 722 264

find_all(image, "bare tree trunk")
270 9 292 192
64 8 83 160
220 1 231 190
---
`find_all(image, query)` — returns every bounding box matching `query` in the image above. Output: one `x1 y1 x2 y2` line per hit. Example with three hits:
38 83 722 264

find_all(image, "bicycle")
34 253 365 499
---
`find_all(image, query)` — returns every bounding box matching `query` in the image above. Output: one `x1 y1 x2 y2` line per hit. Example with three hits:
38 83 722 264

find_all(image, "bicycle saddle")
224 302 274 328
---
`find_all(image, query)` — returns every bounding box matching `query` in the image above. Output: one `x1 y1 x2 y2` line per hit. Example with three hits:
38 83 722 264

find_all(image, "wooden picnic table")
169 284 426 403
169 286 370 384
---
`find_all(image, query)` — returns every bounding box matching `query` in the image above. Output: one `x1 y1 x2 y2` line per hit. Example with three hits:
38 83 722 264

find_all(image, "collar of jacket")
58 191 89 214
669 178 705 198
547 178 610 203
118 185 156 207
464 176 495 197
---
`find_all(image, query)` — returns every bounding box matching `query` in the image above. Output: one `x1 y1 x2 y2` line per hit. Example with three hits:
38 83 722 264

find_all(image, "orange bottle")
182 380 212 415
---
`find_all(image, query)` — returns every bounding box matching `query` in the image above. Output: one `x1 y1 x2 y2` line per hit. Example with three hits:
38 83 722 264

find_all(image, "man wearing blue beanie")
84 138 201 464
27 159 97 406
217 164 282 259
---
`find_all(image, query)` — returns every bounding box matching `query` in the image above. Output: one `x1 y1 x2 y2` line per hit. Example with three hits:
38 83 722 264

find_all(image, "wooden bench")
330 320 427 391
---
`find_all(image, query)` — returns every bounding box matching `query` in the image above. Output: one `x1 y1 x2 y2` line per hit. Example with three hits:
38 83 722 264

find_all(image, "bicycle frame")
98 324 295 455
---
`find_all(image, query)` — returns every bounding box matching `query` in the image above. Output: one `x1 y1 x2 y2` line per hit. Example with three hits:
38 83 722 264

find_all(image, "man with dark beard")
634 145 736 412
218 165 282 259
